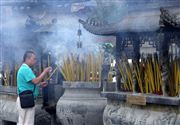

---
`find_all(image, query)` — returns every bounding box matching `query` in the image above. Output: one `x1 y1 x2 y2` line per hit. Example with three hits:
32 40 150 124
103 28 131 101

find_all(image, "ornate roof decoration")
160 7 180 29
79 3 180 35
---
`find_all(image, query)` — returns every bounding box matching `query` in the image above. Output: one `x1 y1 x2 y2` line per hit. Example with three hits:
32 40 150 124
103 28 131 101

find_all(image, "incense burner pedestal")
56 81 107 125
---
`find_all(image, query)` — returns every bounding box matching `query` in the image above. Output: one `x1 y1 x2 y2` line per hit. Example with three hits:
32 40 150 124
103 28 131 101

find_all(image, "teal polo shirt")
17 63 39 98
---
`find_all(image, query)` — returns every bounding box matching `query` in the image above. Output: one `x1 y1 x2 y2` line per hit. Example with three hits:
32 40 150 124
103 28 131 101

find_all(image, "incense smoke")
39 14 105 63
0 0 109 67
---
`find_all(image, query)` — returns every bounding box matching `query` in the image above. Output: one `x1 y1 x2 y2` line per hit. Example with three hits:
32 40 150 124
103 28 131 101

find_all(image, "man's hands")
39 67 52 87
43 67 52 73
32 66 52 85
40 81 48 88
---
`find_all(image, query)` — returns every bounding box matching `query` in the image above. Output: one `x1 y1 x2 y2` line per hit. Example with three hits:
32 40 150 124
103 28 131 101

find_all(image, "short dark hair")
23 50 35 62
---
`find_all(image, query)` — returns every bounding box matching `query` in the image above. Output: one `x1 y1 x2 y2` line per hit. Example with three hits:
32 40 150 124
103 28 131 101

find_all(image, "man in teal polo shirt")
16 50 52 125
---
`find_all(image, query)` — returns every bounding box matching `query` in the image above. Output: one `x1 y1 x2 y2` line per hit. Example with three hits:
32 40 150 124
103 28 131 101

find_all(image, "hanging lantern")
77 22 82 49
77 29 82 36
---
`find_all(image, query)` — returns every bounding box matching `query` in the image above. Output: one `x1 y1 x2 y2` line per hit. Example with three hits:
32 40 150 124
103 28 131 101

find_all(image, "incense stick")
46 67 58 81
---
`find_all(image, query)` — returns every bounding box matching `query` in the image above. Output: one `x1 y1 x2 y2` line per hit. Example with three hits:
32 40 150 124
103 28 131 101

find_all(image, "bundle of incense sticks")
168 57 180 97
118 53 163 94
60 53 103 82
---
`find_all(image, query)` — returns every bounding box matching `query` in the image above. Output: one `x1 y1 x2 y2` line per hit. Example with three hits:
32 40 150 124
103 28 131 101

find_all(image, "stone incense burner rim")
62 81 101 89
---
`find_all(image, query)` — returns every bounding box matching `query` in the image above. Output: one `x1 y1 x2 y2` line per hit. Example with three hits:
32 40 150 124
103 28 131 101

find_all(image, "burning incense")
46 67 58 81
60 53 103 82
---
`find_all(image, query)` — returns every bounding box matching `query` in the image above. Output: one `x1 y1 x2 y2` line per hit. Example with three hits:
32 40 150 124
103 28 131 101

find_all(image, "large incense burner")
80 1 180 125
